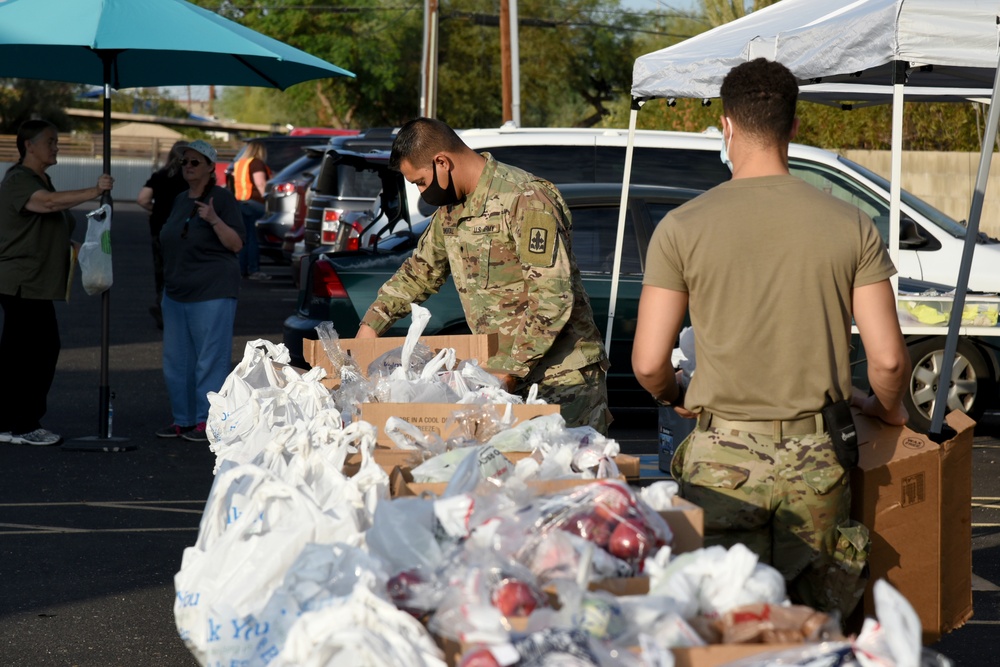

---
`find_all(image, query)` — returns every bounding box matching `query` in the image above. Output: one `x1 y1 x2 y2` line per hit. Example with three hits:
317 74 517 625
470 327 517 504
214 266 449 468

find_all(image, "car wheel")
903 337 993 432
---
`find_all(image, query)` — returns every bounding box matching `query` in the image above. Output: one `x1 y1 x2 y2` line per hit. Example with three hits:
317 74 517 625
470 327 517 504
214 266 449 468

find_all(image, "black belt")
697 411 825 439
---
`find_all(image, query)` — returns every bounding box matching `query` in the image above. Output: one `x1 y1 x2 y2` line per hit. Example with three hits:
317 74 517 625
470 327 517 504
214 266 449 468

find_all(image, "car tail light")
312 260 348 299
344 221 364 252
274 182 296 196
320 209 340 244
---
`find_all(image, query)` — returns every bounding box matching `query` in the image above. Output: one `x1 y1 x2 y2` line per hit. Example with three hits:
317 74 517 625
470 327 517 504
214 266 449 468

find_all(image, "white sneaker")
9 428 62 446
0 432 12 443
248 271 271 281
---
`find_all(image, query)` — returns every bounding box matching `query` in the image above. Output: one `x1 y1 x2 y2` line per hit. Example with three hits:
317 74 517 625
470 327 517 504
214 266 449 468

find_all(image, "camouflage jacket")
361 154 606 378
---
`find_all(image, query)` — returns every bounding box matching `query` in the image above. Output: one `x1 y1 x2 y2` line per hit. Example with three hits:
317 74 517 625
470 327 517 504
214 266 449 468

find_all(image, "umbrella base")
62 435 135 453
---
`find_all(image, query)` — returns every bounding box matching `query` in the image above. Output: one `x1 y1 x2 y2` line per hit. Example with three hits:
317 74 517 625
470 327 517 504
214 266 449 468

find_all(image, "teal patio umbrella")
0 0 355 445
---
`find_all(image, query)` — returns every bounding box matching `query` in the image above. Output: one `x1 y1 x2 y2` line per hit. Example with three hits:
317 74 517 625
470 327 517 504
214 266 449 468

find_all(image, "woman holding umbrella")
0 119 113 446
156 140 244 442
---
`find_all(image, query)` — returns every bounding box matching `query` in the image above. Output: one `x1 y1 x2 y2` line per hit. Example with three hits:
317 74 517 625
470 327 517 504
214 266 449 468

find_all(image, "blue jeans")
161 295 237 426
238 201 265 275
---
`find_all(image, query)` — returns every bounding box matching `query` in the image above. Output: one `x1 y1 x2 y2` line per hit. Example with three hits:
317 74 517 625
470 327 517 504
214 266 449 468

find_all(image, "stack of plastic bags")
172 325 953 667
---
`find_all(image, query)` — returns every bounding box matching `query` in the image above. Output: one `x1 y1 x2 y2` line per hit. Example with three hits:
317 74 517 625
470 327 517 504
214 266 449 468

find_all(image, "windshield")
837 156 968 237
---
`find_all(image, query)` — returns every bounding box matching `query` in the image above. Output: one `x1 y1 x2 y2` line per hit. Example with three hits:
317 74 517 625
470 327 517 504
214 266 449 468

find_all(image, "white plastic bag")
173 464 364 666
79 204 113 295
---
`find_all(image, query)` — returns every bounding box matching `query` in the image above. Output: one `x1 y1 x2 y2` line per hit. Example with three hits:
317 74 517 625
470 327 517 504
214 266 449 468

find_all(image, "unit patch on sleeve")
521 213 558 267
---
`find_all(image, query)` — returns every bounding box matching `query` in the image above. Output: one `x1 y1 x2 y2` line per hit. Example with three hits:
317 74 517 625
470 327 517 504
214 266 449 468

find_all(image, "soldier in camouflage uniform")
357 118 610 433
631 59 911 619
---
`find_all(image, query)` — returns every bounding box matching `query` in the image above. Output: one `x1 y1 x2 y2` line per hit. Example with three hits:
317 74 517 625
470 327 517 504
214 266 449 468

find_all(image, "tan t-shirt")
644 174 896 421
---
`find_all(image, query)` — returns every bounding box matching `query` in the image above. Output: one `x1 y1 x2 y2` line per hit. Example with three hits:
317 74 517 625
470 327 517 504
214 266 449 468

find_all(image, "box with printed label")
849 408 974 644
361 402 560 447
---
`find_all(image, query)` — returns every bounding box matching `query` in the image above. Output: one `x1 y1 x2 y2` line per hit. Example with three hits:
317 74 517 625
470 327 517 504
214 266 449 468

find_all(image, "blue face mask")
720 123 734 172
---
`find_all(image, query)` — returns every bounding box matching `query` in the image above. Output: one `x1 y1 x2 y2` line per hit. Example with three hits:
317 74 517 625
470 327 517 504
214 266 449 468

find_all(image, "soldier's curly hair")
720 58 799 146
389 117 466 171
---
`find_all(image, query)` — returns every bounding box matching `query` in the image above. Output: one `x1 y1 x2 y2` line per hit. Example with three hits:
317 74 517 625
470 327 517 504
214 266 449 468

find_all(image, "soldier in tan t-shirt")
632 59 910 619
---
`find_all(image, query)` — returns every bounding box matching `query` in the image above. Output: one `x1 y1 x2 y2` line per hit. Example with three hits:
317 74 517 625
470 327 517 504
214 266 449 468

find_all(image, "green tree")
196 0 643 130
0 79 78 134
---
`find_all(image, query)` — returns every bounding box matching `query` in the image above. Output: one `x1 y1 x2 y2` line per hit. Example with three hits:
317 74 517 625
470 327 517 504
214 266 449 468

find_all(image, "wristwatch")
654 381 685 407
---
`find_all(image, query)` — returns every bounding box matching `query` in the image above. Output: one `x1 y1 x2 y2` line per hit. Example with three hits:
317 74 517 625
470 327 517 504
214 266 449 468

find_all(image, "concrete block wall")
844 150 1000 239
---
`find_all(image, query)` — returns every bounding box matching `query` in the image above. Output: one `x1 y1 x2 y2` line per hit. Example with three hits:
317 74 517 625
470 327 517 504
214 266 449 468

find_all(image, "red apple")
492 579 541 617
560 512 612 547
591 480 635 523
387 569 423 606
459 647 502 667
607 519 653 561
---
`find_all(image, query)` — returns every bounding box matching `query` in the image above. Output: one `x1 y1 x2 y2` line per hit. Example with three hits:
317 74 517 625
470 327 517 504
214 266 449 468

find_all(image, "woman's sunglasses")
180 158 204 167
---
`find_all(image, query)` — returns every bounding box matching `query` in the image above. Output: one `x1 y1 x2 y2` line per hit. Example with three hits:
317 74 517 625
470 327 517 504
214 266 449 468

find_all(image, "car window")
570 204 641 274
269 154 321 183
265 143 312 172
647 202 682 228
314 155 385 200
837 156 968 238
603 147 733 190
486 146 597 183
790 159 892 241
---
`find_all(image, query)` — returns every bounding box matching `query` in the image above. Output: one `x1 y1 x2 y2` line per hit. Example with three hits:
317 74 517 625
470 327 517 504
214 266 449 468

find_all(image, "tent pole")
98 56 112 439
604 103 641 353
65 52 132 451
929 49 1000 436
888 61 905 295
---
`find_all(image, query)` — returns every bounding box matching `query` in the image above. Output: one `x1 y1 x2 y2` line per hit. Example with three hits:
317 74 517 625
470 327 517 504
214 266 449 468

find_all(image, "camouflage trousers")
520 359 612 434
670 423 870 620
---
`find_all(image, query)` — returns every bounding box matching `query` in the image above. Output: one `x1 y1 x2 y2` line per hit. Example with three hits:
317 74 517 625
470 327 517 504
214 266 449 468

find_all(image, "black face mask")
420 162 461 207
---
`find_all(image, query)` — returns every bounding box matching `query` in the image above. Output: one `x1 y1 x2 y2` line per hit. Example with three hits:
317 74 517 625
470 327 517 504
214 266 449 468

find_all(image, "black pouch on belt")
823 399 859 469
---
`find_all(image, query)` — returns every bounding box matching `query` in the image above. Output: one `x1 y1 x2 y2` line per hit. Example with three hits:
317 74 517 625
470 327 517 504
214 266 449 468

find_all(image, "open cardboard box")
849 408 974 644
388 465 622 498
303 333 498 389
360 402 560 447
343 441 641 481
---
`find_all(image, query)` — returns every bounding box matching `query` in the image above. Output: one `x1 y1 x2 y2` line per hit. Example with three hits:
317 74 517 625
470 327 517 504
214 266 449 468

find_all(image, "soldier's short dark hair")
390 118 466 171
720 58 799 145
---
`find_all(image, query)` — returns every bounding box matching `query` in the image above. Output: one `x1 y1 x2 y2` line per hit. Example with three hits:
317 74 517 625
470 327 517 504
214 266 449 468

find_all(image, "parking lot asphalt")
0 203 997 665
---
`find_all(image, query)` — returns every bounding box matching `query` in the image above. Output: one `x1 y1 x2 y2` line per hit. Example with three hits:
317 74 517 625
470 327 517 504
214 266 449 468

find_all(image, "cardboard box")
388 465 620 499
671 644 802 667
302 334 499 389
659 496 705 555
850 409 974 644
501 450 642 480
344 446 640 482
361 402 560 447
588 496 705 598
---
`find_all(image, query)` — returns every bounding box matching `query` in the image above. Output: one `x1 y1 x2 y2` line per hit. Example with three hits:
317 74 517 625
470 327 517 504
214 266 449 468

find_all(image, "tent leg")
605 105 641 353
929 51 1000 436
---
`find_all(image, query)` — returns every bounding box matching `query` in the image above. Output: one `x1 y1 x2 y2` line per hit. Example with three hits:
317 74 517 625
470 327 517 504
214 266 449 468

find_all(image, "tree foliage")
0 0 988 152
600 0 990 153
0 79 77 134
194 0 643 130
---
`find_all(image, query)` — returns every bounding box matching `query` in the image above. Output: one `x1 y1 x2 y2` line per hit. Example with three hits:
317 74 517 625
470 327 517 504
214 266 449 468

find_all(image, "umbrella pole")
928 50 1000 438
65 53 132 452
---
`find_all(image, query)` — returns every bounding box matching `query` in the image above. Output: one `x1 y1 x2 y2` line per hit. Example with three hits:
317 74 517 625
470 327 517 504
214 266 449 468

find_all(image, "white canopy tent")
608 0 1000 435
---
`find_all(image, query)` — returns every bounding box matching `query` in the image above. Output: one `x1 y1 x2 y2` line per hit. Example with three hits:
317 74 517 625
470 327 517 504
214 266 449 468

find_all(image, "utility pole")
499 0 521 127
420 0 439 118
500 0 512 123
209 85 215 117
509 0 521 127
